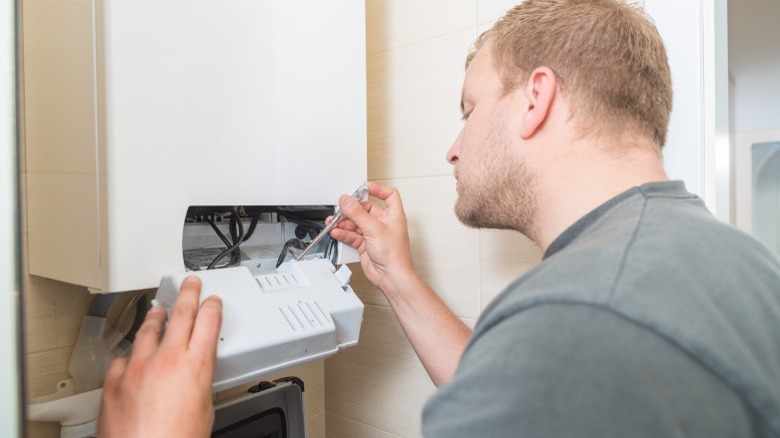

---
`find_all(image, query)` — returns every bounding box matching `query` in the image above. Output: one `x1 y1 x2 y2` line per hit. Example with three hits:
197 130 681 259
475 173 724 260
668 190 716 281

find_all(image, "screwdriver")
295 184 370 261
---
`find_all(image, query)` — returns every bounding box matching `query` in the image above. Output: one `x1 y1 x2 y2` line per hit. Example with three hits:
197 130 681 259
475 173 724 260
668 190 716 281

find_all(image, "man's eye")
461 111 471 121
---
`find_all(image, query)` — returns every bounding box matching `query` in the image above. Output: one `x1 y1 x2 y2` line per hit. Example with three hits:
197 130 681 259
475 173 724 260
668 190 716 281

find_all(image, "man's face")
446 45 539 235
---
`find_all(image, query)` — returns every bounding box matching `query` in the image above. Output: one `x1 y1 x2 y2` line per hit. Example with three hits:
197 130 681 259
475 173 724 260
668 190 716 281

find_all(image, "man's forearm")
382 271 472 387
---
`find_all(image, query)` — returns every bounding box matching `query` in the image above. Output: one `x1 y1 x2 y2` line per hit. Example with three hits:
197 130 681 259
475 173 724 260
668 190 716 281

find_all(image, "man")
99 0 780 436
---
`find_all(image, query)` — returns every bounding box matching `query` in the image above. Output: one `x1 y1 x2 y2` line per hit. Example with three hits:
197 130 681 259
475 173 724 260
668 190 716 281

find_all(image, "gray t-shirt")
423 181 780 437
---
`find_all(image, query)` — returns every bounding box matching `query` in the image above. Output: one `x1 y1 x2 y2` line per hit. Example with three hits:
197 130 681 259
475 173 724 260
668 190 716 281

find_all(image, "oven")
212 377 306 438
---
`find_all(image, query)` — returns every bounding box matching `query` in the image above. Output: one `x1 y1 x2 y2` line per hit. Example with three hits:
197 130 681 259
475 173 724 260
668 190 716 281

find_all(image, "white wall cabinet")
23 0 367 293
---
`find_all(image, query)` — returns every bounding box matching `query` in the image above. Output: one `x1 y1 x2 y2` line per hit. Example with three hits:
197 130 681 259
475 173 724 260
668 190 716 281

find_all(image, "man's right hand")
329 182 472 386
329 182 417 298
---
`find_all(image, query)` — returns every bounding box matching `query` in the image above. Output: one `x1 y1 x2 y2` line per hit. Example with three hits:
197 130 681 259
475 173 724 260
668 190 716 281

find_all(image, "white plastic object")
334 264 353 288
27 379 101 433
67 316 113 393
155 259 364 392
61 420 98 438
335 241 361 265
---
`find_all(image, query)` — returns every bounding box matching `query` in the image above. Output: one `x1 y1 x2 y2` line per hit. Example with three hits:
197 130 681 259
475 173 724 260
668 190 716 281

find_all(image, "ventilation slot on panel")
278 300 332 332
256 272 301 291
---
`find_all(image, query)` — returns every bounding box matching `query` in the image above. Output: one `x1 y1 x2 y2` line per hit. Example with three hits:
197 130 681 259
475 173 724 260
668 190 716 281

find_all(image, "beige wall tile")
23 275 92 406
325 305 436 437
327 412 403 438
27 422 60 438
23 237 94 438
477 0 522 26
350 264 389 308
367 0 476 55
368 29 476 181
346 176 483 317
25 347 71 398
377 177 481 319
479 229 541 311
23 276 91 353
22 278 58 353
462 317 477 330
24 317 57 353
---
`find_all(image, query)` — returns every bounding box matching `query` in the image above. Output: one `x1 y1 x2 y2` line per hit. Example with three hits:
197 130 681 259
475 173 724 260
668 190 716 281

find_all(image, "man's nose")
446 132 462 164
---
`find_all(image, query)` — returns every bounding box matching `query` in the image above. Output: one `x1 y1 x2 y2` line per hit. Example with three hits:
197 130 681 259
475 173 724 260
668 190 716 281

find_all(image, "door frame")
0 0 24 435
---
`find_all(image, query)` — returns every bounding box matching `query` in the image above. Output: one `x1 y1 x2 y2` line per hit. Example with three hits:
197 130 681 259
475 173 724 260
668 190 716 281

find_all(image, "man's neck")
529 139 668 253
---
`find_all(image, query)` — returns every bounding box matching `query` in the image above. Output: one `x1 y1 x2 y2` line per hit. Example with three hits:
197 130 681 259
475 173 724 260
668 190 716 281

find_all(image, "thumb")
338 194 378 234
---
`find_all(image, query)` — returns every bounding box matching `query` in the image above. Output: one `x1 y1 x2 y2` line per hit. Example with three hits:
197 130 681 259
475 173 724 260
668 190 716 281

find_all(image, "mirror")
752 142 780 256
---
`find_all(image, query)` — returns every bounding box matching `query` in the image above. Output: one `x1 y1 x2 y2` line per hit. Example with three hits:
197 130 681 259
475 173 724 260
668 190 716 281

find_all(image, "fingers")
129 305 167 363
160 276 202 350
329 226 365 250
330 200 375 232
331 182 403 246
188 295 223 361
338 193 382 236
366 182 403 210
103 357 129 394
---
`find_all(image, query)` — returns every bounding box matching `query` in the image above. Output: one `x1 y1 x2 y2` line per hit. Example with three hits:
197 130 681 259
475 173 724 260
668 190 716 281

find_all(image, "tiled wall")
23 266 94 437
324 1 543 437
19 16 98 430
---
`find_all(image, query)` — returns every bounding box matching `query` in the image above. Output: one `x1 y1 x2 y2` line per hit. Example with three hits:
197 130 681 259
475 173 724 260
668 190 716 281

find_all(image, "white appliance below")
155 259 364 392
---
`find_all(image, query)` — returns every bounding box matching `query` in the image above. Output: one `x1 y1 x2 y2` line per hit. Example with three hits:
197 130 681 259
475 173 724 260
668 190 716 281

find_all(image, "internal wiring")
207 207 245 270
207 218 233 248
276 238 307 268
241 209 266 242
194 205 334 270
228 213 241 265
325 237 339 265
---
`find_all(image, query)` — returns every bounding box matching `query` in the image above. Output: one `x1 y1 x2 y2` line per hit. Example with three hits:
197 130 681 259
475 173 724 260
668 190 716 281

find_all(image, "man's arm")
98 276 222 437
330 182 471 387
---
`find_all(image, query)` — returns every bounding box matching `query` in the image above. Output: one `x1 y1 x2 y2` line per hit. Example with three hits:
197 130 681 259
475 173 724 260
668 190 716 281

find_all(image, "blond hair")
469 0 672 148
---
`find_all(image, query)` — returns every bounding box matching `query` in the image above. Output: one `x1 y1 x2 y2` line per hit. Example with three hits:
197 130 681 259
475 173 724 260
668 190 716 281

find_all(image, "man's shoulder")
468 195 780 438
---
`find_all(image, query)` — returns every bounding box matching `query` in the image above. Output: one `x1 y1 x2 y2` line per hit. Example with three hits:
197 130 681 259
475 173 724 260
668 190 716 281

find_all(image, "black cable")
229 213 239 243
242 210 265 242
207 218 233 248
276 238 307 268
228 214 237 265
229 213 242 265
207 207 245 270
278 215 325 232
325 236 339 265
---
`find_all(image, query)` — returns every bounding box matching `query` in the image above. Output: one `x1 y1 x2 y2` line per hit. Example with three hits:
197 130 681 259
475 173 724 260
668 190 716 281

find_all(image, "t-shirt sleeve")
421 303 751 438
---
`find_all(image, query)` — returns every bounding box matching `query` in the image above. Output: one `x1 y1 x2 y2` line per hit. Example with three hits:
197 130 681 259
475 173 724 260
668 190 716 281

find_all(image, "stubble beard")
454 130 539 237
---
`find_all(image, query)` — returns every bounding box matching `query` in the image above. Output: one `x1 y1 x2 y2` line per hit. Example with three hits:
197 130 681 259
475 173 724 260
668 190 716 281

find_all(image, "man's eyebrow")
460 97 465 115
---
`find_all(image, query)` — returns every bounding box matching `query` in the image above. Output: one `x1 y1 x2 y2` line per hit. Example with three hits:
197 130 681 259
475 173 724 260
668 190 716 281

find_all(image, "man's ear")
520 66 557 139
